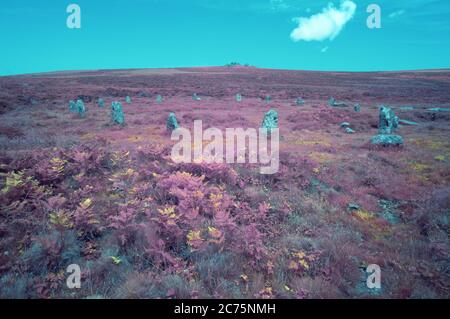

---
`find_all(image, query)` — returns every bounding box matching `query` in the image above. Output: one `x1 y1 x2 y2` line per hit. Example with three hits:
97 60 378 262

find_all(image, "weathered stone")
354 103 361 112
76 99 86 117
69 100 77 113
77 95 94 103
399 119 418 126
167 112 179 131
296 97 305 106
156 95 163 104
265 95 272 103
400 106 414 111
378 106 399 134
340 122 350 128
30 98 39 106
371 106 403 146
428 107 450 112
111 101 125 125
125 96 132 104
348 203 360 211
236 94 242 102
192 93 201 101
345 127 356 134
98 98 105 108
371 134 404 146
138 91 150 98
328 97 347 107
261 109 278 133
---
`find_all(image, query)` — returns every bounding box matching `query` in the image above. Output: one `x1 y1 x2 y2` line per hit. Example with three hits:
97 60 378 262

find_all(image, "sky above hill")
1 0 449 75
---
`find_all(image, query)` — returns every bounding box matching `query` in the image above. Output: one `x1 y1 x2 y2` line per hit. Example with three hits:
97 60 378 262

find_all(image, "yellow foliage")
409 162 431 172
158 206 176 216
187 230 202 242
80 198 93 210
208 226 222 239
414 139 447 150
127 135 144 142
288 260 299 270
49 211 73 228
50 157 67 174
2 171 25 193
209 193 223 208
292 251 306 259
354 209 374 221
299 259 309 270
293 136 331 147
194 190 204 199
110 256 122 265
186 230 203 249
289 250 310 271
157 206 178 225
309 152 333 164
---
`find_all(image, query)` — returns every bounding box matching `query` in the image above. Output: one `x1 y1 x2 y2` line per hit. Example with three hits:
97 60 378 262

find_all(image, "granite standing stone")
378 106 399 134
371 106 403 146
261 109 278 133
69 100 77 113
111 101 125 125
296 98 305 106
76 99 86 117
167 112 179 131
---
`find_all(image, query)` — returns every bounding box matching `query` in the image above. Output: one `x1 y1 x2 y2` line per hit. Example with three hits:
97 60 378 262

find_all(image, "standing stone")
261 109 278 133
371 106 403 146
378 106 399 134
69 100 77 113
354 103 361 112
76 99 86 118
156 95 163 104
265 95 272 103
192 93 201 101
111 101 125 125
296 97 305 106
98 98 105 108
125 96 132 104
167 112 179 131
328 97 336 107
236 94 242 102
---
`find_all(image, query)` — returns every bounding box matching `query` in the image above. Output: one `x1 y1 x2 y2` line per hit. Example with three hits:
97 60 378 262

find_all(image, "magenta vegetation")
0 67 449 298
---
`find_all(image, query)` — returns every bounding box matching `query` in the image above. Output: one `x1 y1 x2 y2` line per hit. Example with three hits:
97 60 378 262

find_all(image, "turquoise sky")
0 0 449 75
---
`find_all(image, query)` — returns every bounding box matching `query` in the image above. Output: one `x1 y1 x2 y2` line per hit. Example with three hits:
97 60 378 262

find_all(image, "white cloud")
290 1 356 42
389 10 405 18
321 46 329 53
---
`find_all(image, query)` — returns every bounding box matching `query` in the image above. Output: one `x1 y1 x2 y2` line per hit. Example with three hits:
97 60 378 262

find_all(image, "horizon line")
2 65 450 77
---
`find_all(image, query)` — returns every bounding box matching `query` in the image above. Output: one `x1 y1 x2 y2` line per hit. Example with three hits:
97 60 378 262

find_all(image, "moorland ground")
0 67 449 298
